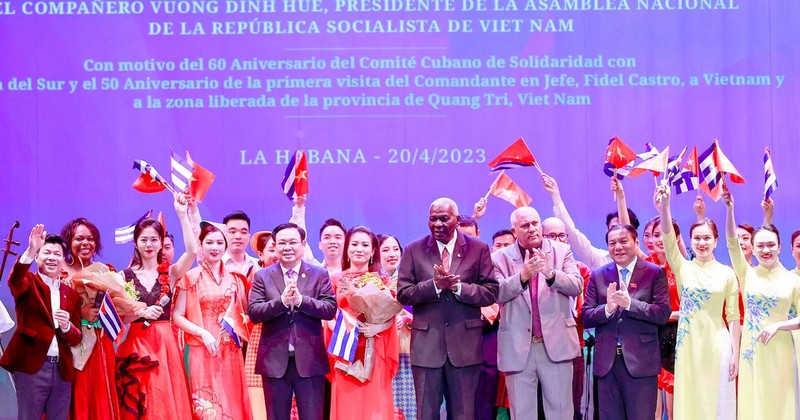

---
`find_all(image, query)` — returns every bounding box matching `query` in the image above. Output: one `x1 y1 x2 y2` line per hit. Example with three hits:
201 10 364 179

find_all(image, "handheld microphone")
92 290 106 308
143 295 170 328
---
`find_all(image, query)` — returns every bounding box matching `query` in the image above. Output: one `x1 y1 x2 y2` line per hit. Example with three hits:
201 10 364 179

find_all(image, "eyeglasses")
544 233 569 240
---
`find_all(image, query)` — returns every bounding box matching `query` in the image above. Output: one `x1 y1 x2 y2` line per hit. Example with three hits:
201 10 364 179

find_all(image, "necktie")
286 269 297 349
619 267 630 290
441 248 450 273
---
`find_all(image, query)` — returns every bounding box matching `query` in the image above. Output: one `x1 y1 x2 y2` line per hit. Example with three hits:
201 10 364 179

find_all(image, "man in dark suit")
249 222 337 420
0 224 82 420
397 197 499 420
581 224 671 420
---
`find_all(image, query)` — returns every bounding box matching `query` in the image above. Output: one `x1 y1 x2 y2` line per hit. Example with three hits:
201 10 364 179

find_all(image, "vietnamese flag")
186 151 216 202
487 171 532 208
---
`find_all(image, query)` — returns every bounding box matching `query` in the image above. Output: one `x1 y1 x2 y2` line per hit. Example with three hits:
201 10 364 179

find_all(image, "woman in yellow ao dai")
656 185 739 419
722 189 800 420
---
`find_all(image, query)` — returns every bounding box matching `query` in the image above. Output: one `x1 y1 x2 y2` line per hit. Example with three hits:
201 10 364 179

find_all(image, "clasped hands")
520 249 553 283
433 264 461 292
605 282 632 313
281 281 303 308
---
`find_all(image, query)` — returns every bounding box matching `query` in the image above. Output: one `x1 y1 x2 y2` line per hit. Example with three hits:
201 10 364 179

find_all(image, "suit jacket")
397 233 498 368
0 259 82 381
580 258 671 378
248 261 337 378
493 239 583 372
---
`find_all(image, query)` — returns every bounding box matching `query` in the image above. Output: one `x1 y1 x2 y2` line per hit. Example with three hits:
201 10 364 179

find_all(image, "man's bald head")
510 207 543 249
542 217 568 243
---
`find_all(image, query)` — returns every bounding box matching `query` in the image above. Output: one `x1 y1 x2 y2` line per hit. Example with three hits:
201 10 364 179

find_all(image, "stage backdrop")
1 1 799 296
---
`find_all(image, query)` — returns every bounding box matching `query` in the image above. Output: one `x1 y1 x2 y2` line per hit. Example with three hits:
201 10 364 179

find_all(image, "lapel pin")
457 254 461 258
301 273 306 279
629 283 638 289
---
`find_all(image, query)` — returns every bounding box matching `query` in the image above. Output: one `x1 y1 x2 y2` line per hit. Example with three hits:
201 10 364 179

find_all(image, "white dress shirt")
433 231 462 296
20 251 66 357
605 257 637 317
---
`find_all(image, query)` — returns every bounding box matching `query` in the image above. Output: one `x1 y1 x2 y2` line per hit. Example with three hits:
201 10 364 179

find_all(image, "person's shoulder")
301 261 328 277
548 238 572 254
462 233 489 250
405 235 431 250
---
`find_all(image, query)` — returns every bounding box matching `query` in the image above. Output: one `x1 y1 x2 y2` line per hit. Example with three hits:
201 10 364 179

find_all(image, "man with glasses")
249 223 337 420
493 207 583 420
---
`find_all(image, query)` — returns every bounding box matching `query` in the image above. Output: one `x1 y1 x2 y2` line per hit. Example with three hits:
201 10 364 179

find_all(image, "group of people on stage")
2 172 800 420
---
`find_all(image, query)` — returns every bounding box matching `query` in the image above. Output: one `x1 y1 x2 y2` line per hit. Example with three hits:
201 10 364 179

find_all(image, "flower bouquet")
334 272 402 382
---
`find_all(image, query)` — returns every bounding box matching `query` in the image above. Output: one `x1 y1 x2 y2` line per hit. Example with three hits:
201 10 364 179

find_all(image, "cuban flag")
698 143 722 191
666 147 687 183
170 148 193 192
281 150 309 200
219 291 249 348
672 146 699 195
603 161 632 180
114 210 153 244
488 138 538 171
99 292 124 341
763 147 778 200
327 308 360 363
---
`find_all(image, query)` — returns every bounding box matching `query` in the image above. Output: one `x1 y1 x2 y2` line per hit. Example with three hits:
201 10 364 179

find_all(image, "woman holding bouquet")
115 193 196 419
60 218 122 419
173 221 252 420
328 226 400 420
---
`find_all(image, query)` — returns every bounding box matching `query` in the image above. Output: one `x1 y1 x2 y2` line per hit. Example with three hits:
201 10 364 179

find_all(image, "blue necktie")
616 268 630 346
620 267 630 290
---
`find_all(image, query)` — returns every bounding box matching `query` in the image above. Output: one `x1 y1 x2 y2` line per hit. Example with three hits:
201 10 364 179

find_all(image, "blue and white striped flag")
99 292 124 341
327 308 360 363
763 147 778 200
114 210 153 244
170 148 193 192
698 143 722 191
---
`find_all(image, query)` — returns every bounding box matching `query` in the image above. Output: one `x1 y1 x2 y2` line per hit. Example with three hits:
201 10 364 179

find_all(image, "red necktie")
442 248 450 273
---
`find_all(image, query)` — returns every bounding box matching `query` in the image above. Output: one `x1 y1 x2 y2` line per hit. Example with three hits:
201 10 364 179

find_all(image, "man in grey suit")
397 197 499 420
493 207 583 420
581 224 670 420
249 223 337 420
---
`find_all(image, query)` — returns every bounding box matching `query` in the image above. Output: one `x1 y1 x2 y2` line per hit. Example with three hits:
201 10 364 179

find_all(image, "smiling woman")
722 187 800 419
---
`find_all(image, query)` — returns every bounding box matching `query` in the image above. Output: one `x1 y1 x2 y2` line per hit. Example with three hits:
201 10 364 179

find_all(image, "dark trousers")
13 358 71 420
413 359 480 420
597 354 657 420
572 354 585 419
474 362 499 420
263 357 325 420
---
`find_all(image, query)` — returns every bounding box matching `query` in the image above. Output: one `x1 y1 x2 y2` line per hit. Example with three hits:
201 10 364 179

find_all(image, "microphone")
143 295 170 328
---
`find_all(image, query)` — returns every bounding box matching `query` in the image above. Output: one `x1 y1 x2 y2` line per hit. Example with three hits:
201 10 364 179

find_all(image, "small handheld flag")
114 210 153 244
281 150 309 200
672 147 700 195
763 147 778 200
219 289 249 348
186 151 216 202
170 148 193 192
605 136 637 170
628 146 670 178
327 308 360 363
132 160 178 195
99 292 124 341
488 138 540 173
485 171 532 208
